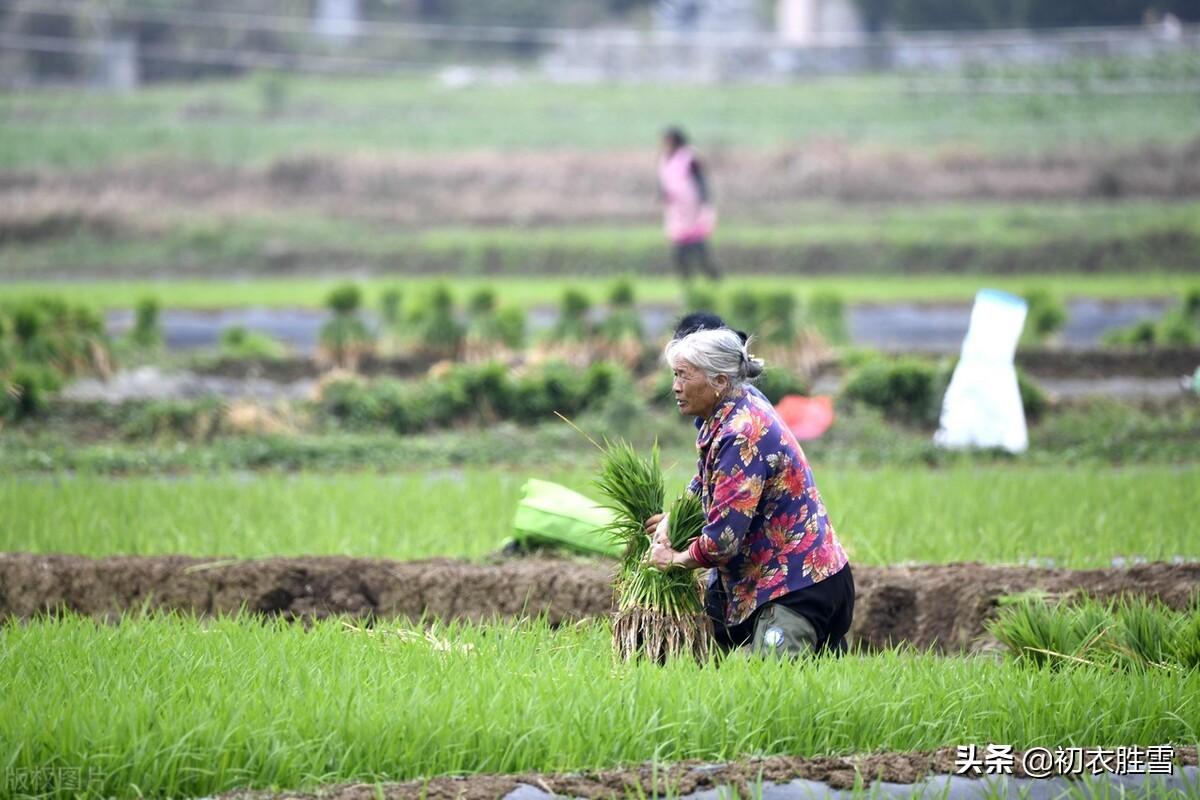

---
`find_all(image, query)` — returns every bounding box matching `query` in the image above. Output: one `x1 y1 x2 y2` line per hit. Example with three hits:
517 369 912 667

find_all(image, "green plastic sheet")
507 478 621 558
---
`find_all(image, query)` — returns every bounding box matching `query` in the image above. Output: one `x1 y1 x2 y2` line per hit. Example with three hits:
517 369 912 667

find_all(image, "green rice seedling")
594 440 664 563
552 288 593 341
761 292 797 344
1113 596 1178 670
595 442 710 662
990 594 1200 672
599 279 642 342
418 284 465 357
809 291 848 345
987 595 1096 668
1170 607 1200 670
319 284 373 367
4 612 1200 799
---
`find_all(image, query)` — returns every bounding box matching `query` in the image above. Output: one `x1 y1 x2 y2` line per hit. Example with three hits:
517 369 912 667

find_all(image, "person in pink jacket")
659 127 720 280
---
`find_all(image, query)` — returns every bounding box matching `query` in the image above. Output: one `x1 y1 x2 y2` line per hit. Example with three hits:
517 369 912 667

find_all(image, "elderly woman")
645 328 855 655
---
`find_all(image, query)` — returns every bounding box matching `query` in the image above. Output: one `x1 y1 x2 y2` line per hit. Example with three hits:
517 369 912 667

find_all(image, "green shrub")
219 326 286 359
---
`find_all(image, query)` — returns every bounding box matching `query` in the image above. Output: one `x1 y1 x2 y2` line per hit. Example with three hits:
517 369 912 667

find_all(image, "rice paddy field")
3 615 1198 799
4 55 1200 800
3 466 1197 567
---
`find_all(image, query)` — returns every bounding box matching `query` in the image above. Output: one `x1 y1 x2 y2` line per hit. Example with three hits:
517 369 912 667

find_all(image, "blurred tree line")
0 0 658 81
854 0 1197 31
2 0 1194 83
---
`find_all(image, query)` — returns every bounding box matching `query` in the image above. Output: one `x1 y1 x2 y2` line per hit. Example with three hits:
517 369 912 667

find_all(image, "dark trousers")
706 564 856 655
673 240 720 280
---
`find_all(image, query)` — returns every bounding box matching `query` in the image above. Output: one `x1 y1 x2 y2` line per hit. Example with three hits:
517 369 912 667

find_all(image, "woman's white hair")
664 328 765 387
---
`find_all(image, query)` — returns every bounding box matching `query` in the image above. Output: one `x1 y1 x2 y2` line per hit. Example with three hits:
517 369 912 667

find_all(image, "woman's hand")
647 515 678 570
643 513 667 536
647 540 679 571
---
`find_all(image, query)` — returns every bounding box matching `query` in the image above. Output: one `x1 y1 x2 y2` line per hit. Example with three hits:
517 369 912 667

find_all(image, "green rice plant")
595 441 710 662
380 287 404 328
1113 596 1179 669
809 291 848 345
761 292 797 345
491 307 527 350
990 594 1200 672
1170 607 1200 671
682 284 719 317
599 279 642 342
727 290 764 337
319 283 373 367
218 325 286 359
3 613 1199 799
418 284 464 357
594 440 664 564
128 296 162 349
1020 289 1068 346
0 362 61 421
987 595 1095 668
552 288 593 341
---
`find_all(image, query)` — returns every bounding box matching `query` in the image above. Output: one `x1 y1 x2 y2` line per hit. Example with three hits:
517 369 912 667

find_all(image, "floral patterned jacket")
686 385 849 627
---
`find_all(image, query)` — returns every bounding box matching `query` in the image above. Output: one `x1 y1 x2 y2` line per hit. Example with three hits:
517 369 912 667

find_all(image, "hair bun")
745 357 765 379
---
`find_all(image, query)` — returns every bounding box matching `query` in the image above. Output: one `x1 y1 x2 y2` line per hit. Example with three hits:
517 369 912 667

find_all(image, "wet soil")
217 745 1200 799
2 555 1197 652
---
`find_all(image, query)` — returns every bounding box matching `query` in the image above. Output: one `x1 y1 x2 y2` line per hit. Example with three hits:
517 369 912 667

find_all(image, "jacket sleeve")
688 433 765 568
686 473 701 497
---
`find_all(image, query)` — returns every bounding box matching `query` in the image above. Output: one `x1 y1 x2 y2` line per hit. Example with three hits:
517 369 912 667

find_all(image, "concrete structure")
776 0 865 45
313 0 362 44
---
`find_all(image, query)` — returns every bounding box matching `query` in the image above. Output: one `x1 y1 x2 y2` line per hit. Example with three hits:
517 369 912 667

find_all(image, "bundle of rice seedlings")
595 442 712 663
